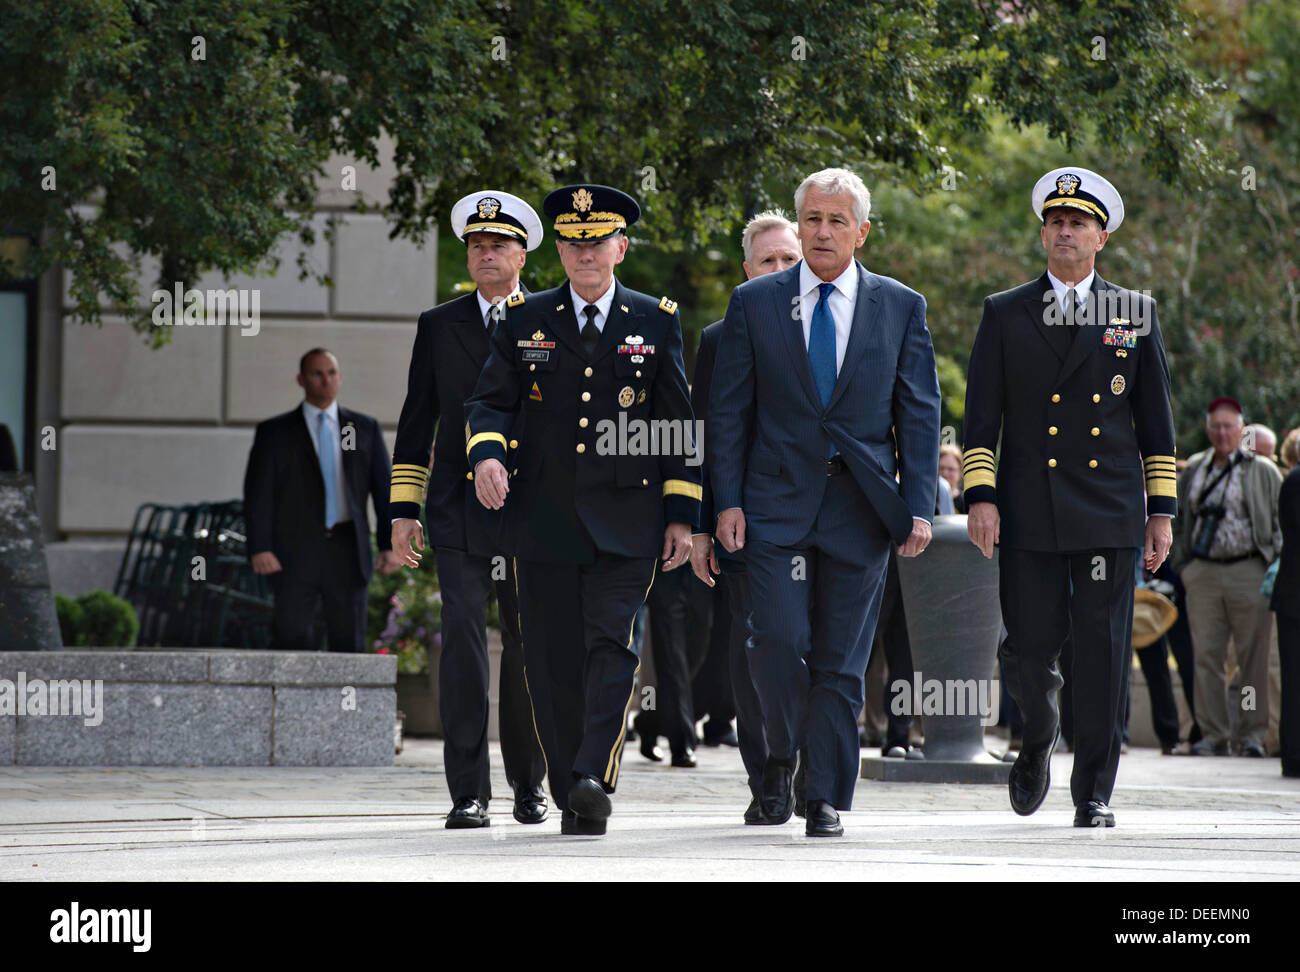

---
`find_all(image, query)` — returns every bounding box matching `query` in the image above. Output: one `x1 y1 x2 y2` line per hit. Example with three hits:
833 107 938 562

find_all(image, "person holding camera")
1172 397 1283 757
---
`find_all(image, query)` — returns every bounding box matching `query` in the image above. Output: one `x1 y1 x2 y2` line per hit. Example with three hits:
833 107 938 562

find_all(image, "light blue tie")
808 282 838 457
318 411 338 529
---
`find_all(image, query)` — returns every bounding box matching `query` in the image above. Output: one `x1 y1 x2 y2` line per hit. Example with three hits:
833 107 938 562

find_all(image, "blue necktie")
808 283 838 458
808 282 837 406
318 411 338 528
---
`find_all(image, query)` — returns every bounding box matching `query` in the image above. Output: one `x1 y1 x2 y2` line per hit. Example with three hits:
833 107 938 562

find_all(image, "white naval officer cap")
451 190 544 251
1032 167 1124 233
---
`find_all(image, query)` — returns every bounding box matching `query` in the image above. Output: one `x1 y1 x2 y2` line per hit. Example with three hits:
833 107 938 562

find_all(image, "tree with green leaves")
3 0 1221 352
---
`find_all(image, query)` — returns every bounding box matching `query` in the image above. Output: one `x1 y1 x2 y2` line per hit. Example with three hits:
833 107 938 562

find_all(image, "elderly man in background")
1173 397 1283 757
1246 423 1278 463
691 209 801 822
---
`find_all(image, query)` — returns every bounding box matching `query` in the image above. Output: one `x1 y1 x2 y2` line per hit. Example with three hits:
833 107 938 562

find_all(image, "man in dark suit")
389 191 549 829
244 348 399 651
691 209 801 821
710 168 942 837
963 167 1178 827
465 184 700 836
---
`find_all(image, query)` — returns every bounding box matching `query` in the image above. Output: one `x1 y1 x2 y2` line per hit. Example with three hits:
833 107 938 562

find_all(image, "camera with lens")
1191 504 1225 558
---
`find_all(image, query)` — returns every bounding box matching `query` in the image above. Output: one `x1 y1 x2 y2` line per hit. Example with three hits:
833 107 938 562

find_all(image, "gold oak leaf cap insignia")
543 185 640 241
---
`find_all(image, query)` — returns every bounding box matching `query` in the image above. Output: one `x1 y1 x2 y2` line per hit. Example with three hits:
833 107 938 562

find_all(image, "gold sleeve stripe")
963 458 995 471
466 431 507 455
390 484 425 505
963 470 996 490
392 463 430 478
1145 477 1178 498
964 447 995 457
662 480 703 501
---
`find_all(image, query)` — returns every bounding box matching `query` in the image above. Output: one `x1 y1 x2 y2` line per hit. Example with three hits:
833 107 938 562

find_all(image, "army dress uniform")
464 185 701 828
389 190 546 827
962 167 1177 817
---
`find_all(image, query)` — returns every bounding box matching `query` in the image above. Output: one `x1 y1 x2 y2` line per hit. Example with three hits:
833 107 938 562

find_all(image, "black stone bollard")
0 474 63 650
860 514 1009 783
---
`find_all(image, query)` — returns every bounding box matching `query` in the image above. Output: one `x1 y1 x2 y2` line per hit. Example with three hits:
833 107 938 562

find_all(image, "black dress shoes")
1073 801 1116 827
513 785 549 824
560 810 607 836
759 757 795 824
445 797 490 829
639 736 664 762
743 796 763 824
805 800 843 837
568 775 612 821
1008 726 1059 816
671 748 697 768
793 753 807 818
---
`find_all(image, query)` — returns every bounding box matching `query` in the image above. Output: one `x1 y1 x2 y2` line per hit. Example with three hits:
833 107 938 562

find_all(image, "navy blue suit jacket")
709 259 941 548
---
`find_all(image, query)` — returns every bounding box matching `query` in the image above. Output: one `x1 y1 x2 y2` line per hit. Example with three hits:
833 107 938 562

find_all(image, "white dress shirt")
570 280 617 334
302 400 351 523
798 260 856 371
476 286 522 329
1046 267 1095 314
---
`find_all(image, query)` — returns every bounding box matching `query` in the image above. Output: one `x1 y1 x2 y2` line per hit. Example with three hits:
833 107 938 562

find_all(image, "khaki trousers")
1181 556 1276 747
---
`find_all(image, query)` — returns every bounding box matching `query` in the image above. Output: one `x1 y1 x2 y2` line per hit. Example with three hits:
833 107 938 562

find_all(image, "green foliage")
2 0 1222 349
54 590 139 647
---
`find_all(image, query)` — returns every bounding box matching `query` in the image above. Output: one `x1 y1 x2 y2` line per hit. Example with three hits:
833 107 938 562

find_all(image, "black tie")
581 305 600 357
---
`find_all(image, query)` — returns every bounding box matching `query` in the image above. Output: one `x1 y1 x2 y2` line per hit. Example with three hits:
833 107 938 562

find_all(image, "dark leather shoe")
639 736 664 762
805 800 843 837
1073 801 1115 827
512 785 548 824
445 797 489 829
568 775 612 821
1239 739 1266 758
743 797 763 824
759 757 795 824
560 810 606 836
1008 726 1058 816
793 752 807 818
671 748 697 768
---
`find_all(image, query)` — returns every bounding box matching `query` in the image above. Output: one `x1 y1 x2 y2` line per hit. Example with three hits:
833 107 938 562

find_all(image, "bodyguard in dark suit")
963 167 1177 827
710 169 942 836
244 349 399 651
466 184 700 836
1273 463 1300 777
389 191 549 829
691 209 802 821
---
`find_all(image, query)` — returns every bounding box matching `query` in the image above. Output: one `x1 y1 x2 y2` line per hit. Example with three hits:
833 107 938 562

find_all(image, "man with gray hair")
691 208 800 821
1246 423 1278 463
710 168 941 835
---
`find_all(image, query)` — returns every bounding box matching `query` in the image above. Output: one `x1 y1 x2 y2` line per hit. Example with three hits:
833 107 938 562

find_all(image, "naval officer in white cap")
389 190 548 829
962 166 1177 827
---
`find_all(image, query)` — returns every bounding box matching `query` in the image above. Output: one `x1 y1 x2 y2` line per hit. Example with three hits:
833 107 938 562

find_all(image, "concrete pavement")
1 739 1298 881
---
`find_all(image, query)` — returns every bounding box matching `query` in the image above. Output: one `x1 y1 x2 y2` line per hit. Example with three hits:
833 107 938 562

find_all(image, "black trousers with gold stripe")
514 554 657 813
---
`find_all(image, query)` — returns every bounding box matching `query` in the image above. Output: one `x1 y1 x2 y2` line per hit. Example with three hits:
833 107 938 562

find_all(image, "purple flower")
415 626 426 639
433 632 442 647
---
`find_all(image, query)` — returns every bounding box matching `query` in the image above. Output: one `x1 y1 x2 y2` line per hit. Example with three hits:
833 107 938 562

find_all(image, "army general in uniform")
389 191 548 829
464 185 701 836
962 167 1177 827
